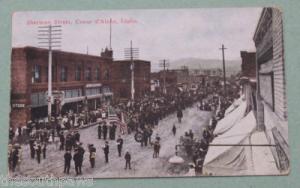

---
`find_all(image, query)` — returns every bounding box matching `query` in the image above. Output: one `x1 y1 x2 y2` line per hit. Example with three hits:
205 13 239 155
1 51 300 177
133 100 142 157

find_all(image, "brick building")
253 7 289 171
10 46 150 128
111 60 151 99
151 68 192 93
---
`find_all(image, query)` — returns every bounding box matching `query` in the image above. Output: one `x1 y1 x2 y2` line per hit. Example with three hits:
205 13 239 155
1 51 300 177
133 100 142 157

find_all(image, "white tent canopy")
203 111 256 176
224 95 244 116
214 100 247 136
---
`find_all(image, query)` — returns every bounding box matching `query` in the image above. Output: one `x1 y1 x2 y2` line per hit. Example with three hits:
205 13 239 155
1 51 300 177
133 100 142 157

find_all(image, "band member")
116 135 123 157
103 141 109 163
64 150 72 174
89 144 96 168
36 143 42 164
98 124 102 139
73 149 81 175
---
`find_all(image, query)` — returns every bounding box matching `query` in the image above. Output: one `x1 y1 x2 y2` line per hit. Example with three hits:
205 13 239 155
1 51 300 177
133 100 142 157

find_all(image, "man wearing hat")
73 149 81 175
153 140 160 158
103 141 109 163
103 122 108 140
9 127 15 141
74 131 80 143
89 144 96 168
11 146 19 172
97 124 102 139
41 142 46 159
59 131 65 151
29 136 36 159
202 127 211 142
64 150 72 174
78 143 85 174
116 135 124 157
111 123 117 140
36 143 42 164
8 144 13 171
124 151 131 170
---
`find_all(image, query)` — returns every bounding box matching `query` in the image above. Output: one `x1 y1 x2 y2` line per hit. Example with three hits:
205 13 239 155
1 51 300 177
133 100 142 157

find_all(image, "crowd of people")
8 82 239 176
178 91 238 175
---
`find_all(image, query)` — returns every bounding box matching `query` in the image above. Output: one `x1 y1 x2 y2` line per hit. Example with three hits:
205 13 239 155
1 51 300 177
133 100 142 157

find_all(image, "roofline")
113 59 150 63
12 46 110 60
253 7 270 41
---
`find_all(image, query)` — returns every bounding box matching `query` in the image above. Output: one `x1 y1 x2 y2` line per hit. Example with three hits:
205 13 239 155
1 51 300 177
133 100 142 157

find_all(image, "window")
31 92 46 106
64 89 82 98
102 86 111 93
104 69 110 80
60 66 68 82
32 64 41 83
85 67 92 81
86 88 101 96
95 67 100 80
75 65 82 81
65 90 72 98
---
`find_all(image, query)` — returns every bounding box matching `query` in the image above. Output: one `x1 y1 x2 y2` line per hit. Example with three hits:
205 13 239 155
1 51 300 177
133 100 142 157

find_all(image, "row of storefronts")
10 47 150 128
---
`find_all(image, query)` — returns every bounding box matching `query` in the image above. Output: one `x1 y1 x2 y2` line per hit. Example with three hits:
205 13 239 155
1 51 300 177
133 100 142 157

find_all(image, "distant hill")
167 58 241 76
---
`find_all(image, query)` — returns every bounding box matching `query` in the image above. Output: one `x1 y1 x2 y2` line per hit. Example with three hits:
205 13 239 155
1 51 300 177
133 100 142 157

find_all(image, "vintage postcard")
8 8 289 178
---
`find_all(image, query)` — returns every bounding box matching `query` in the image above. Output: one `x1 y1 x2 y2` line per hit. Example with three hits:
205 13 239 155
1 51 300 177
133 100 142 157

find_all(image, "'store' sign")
12 103 25 108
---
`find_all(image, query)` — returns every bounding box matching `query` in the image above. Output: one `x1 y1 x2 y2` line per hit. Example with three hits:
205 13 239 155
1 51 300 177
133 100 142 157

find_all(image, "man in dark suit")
103 141 109 163
64 150 72 174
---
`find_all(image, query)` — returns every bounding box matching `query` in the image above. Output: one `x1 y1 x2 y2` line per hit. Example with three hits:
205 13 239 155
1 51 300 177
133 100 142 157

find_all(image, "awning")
224 96 244 116
203 111 256 176
259 60 273 74
214 100 247 136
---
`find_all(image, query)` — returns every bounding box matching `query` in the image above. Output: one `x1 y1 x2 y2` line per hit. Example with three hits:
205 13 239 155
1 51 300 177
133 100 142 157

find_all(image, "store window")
32 64 41 83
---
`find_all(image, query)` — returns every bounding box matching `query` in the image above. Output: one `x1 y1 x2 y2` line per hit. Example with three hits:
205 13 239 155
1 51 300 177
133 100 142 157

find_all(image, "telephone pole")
219 44 227 97
37 25 62 124
124 41 139 100
159 59 169 94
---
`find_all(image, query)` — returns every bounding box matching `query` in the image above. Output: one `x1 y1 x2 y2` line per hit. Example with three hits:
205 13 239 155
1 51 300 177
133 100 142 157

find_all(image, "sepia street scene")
8 8 289 178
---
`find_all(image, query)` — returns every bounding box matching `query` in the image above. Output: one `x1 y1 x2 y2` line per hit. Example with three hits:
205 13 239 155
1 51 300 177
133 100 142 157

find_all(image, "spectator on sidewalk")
124 151 131 170
64 150 72 174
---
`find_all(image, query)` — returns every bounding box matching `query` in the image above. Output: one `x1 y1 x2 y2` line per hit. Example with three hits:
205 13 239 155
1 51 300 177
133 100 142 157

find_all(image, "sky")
12 8 262 70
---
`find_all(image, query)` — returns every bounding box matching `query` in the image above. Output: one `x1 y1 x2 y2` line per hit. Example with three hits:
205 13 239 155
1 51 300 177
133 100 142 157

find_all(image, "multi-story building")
10 46 150 128
111 60 151 99
253 7 289 171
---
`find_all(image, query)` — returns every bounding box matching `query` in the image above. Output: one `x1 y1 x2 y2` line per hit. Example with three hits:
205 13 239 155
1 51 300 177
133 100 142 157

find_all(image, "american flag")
108 112 127 134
